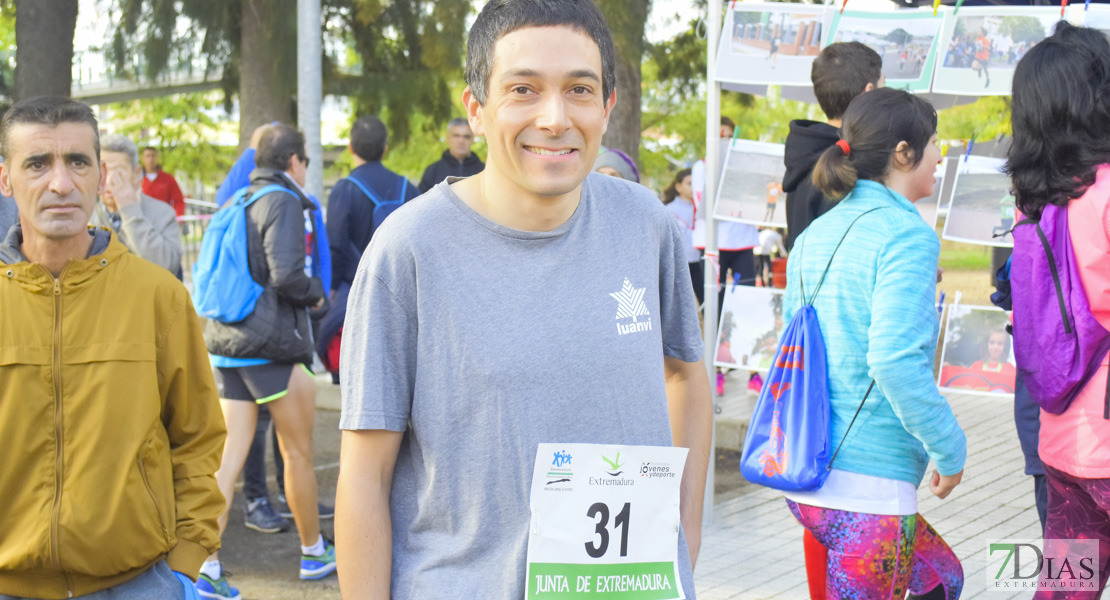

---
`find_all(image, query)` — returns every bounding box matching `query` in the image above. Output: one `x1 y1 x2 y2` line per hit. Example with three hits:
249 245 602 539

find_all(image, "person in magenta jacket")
1005 23 1110 597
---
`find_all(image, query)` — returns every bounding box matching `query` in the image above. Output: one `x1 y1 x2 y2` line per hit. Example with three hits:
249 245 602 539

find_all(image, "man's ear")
0 164 12 198
98 160 109 195
599 89 617 136
462 87 484 136
863 82 875 94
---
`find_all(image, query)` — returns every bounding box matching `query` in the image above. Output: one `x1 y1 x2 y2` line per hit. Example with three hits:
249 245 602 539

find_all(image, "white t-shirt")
664 198 700 264
755 229 786 257
783 469 918 516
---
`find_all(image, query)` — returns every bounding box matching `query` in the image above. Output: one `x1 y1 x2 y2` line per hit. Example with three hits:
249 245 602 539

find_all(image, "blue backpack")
344 176 407 233
740 208 882 491
192 184 291 323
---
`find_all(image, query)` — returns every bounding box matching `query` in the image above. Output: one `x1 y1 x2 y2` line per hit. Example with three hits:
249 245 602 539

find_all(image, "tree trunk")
13 0 78 101
238 0 296 152
596 0 649 167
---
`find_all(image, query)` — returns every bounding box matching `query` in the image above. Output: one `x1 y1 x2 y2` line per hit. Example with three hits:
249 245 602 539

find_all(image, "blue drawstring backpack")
192 184 291 323
740 208 882 491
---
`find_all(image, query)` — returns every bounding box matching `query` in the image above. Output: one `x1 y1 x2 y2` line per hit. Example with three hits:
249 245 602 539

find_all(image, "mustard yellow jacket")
0 231 226 599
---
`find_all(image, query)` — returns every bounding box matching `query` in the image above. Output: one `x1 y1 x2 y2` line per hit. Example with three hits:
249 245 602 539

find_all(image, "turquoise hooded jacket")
784 179 967 485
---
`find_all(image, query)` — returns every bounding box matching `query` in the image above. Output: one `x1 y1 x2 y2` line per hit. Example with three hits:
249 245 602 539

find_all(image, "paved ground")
218 377 1032 599
697 389 1038 599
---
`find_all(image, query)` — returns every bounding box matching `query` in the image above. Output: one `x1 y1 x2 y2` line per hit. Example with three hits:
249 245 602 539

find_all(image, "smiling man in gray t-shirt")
334 1 712 597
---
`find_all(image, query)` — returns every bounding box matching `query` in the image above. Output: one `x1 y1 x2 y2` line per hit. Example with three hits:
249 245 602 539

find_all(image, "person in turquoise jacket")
780 88 967 599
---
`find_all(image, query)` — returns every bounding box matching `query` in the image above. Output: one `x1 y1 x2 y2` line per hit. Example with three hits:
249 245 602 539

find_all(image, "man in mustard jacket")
0 97 226 599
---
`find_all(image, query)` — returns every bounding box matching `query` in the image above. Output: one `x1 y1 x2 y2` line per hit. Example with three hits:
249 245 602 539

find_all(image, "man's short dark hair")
0 97 100 161
255 124 306 172
447 117 470 131
142 146 158 154
811 42 883 121
350 116 388 163
465 0 616 106
721 116 735 129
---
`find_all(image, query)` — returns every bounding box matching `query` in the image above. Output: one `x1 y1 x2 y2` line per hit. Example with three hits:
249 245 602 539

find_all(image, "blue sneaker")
300 537 338 580
195 572 241 600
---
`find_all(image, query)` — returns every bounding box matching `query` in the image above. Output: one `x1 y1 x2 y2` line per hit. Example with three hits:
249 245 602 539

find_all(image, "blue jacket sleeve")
215 149 256 207
867 223 966 476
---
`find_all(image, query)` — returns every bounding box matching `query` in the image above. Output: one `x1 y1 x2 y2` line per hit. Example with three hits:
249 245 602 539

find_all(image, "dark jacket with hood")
419 150 484 193
205 168 325 364
783 120 841 251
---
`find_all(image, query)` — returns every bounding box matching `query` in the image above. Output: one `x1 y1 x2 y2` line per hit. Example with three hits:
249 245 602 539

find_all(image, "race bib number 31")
525 443 689 599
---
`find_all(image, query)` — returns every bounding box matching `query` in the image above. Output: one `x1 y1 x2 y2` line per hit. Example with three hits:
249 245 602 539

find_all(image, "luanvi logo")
609 278 652 336
986 539 1099 592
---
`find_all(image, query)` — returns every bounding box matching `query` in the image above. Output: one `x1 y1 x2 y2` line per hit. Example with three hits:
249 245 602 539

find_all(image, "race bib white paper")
525 443 689 599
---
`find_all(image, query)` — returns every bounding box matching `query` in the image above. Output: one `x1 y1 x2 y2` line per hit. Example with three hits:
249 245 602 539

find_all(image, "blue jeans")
0 561 190 600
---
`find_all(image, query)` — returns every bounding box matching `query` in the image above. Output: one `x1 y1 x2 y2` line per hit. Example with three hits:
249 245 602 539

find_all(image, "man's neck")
826 118 842 129
21 230 93 277
451 169 581 232
449 150 470 163
351 154 368 168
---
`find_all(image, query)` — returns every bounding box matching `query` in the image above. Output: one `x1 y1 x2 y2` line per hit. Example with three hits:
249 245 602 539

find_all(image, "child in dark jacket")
783 42 883 251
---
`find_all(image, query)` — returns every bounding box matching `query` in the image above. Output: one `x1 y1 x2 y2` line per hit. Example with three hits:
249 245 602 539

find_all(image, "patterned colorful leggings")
787 499 964 600
1034 464 1110 599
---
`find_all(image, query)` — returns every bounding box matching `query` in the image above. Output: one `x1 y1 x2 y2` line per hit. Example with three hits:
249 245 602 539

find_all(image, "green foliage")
105 92 237 183
886 28 911 44
999 16 1045 45
936 96 1011 142
0 2 15 107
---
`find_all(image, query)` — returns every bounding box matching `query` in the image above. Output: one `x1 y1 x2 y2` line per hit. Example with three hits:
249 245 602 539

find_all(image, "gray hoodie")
0 197 17 241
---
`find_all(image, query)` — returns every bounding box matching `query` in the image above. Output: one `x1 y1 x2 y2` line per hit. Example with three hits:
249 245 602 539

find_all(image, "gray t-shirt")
340 172 703 599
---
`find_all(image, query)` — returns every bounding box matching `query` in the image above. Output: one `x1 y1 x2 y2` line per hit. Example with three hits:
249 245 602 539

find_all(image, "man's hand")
104 167 141 210
313 297 326 311
929 469 963 499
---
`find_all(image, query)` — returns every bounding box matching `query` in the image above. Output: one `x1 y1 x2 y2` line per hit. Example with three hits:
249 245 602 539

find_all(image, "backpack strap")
240 184 294 207
827 381 876 471
399 178 408 201
799 207 885 306
343 176 381 207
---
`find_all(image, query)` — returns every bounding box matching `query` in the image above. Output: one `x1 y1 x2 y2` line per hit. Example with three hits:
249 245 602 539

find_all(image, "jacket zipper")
137 451 169 542
48 271 74 597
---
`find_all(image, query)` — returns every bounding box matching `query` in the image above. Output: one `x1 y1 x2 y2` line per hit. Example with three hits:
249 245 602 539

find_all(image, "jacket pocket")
138 436 172 548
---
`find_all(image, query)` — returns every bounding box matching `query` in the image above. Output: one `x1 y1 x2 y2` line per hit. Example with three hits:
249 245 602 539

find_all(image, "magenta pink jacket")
1039 164 1110 478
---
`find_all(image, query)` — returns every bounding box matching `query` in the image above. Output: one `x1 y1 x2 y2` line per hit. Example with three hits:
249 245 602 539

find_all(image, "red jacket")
142 169 185 217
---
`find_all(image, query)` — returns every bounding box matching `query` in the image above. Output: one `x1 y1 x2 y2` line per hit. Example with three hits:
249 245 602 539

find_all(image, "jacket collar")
845 180 917 214
248 168 315 210
1 226 125 293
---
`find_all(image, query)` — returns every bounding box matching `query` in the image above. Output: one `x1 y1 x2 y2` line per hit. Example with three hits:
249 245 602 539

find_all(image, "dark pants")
717 249 756 325
243 404 284 501
688 261 704 306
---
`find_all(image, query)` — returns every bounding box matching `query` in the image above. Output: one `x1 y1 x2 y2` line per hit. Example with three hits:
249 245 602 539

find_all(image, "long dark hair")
812 88 937 201
662 168 693 205
1005 22 1110 219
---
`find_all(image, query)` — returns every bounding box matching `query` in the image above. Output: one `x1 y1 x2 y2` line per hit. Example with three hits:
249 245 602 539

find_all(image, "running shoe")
300 536 338 580
244 497 289 533
277 495 334 520
196 573 241 600
716 371 726 396
748 372 764 393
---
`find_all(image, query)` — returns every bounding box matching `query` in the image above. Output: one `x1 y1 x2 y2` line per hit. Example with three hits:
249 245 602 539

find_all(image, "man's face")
289 154 308 188
0 122 105 242
141 148 158 172
447 124 474 160
467 25 614 200
100 150 140 212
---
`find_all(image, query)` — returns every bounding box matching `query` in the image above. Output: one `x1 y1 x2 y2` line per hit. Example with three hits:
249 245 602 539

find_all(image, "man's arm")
168 174 186 216
117 199 183 274
160 290 227 578
336 429 403 598
663 355 712 569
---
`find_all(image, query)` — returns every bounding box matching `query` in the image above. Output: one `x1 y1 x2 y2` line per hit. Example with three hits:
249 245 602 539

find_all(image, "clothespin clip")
933 0 942 16
1086 0 1091 11
953 0 965 15
1061 0 1069 18
964 135 975 163
840 0 849 15
940 140 950 157
730 0 737 10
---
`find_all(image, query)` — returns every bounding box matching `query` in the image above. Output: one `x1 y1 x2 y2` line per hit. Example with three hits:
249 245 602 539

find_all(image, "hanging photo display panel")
937 303 1016 396
713 2 828 86
714 139 788 228
715 285 785 372
916 159 948 230
931 7 1063 96
942 156 1014 248
1084 5 1110 38
824 9 947 92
